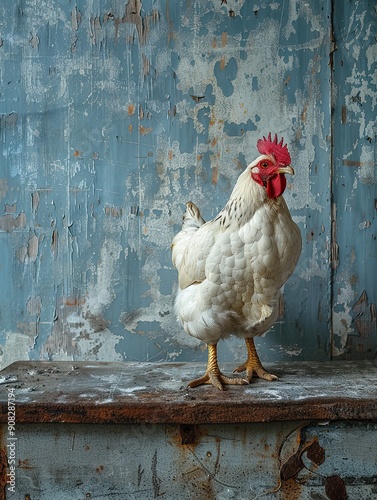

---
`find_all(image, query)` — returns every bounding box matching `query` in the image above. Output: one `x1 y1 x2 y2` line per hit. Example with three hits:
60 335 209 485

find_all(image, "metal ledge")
1 361 376 425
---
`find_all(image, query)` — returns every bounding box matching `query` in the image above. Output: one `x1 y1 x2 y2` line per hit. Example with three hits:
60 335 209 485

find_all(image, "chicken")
172 133 302 390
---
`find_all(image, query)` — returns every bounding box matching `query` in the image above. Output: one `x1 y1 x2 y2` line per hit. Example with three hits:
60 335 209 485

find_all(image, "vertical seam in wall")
329 0 336 360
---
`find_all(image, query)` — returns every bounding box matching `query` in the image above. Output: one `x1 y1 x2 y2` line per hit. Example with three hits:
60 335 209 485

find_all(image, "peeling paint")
16 233 38 263
0 0 375 367
0 333 31 369
0 212 27 232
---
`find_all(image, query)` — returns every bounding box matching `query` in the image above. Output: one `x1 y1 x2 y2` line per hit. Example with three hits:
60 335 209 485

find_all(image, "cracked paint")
0 0 375 368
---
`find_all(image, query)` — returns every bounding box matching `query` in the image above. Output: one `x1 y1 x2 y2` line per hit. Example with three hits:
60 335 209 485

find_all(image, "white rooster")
172 133 302 390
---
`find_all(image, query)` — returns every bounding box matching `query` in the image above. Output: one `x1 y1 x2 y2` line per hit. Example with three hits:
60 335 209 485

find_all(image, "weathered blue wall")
0 0 375 368
332 0 377 359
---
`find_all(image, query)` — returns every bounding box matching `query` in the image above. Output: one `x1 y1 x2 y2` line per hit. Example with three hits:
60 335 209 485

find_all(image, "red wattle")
266 174 286 198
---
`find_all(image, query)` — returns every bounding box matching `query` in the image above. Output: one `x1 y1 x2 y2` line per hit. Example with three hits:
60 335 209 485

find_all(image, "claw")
234 338 279 383
233 363 278 383
188 371 248 391
188 343 248 390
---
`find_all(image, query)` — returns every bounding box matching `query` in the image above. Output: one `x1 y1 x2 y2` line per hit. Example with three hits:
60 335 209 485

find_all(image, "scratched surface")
1 420 377 498
1 360 377 424
0 1 375 368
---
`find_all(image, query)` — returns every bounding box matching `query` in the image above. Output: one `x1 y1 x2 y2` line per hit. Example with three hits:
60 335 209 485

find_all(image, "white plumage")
172 134 302 390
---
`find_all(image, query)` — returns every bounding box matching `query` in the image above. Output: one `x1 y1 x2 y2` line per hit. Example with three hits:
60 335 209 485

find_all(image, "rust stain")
341 105 347 124
73 150 82 157
128 124 133 134
0 427 8 497
123 0 147 44
305 440 325 465
220 56 226 71
211 166 219 185
139 126 153 135
190 95 205 102
211 138 217 147
212 37 217 48
221 31 227 47
342 160 374 167
180 424 196 445
168 149 173 161
280 437 324 480
63 296 86 307
280 478 303 499
128 104 135 116
279 436 326 498
325 475 347 500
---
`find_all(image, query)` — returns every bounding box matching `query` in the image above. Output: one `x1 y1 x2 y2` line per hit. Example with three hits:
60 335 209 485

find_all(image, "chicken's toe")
234 338 279 383
234 363 278 383
187 371 248 391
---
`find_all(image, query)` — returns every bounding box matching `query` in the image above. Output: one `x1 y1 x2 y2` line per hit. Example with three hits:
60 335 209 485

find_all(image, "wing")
172 201 220 290
176 219 219 290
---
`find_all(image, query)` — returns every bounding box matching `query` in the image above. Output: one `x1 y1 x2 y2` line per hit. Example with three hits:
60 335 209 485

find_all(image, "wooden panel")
0 0 332 368
331 1 377 358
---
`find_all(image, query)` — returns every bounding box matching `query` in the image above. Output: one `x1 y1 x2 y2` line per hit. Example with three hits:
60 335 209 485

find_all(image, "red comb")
257 133 291 166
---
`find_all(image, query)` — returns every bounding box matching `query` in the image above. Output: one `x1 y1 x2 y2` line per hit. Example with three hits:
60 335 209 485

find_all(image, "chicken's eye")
261 161 269 168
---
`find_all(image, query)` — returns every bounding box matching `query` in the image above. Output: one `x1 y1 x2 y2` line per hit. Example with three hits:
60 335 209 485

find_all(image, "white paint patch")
87 238 122 316
332 282 356 355
75 329 122 362
0 332 31 370
299 240 329 281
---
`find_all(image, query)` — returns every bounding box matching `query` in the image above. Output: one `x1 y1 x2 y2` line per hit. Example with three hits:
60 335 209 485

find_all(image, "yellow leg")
188 344 248 391
233 338 278 383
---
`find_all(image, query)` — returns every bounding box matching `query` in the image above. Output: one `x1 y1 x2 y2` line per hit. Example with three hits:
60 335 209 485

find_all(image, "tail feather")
182 201 205 229
172 201 205 271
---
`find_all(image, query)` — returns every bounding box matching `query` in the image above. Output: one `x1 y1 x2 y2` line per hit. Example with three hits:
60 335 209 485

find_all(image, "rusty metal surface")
1 420 377 499
1 360 377 425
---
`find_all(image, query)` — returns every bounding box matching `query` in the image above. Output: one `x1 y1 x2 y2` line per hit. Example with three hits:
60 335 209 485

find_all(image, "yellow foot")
187 371 248 391
233 361 278 383
233 338 278 383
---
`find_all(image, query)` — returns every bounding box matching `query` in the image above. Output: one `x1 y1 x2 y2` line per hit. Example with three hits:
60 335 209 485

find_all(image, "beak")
277 165 294 175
